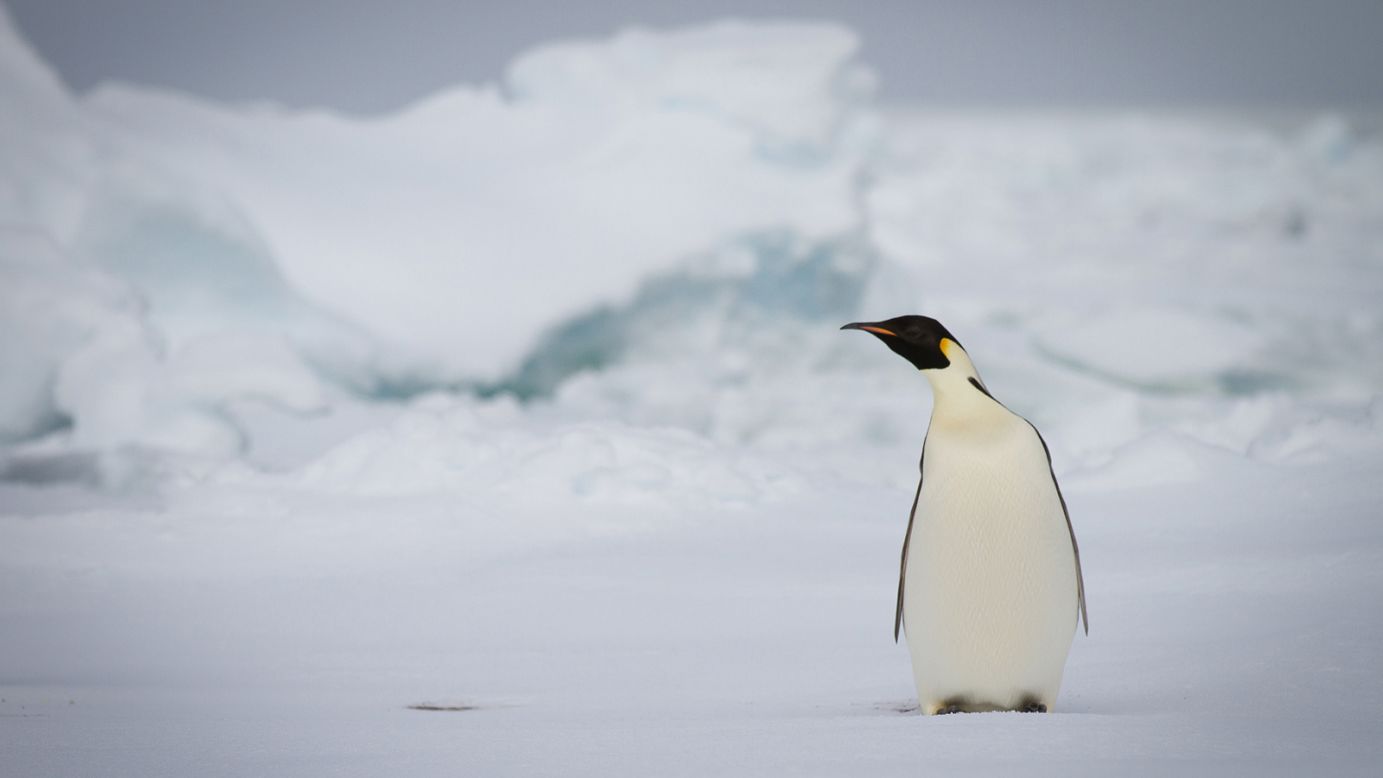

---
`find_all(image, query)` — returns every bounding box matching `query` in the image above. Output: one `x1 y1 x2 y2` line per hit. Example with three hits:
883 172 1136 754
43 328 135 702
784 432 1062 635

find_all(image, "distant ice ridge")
85 20 876 383
2 3 1382 490
0 8 877 476
224 391 807 512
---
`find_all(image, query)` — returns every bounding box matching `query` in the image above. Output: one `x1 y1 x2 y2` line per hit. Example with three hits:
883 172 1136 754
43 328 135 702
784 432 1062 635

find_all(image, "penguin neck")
922 347 1001 418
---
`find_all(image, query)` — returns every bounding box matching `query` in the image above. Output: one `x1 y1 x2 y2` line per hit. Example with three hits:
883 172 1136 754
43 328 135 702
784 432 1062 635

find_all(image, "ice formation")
85 20 875 382
2 3 1381 490
1 8 890 474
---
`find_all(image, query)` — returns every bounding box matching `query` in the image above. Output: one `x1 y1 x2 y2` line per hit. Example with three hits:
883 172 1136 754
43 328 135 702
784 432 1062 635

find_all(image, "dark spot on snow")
407 703 478 712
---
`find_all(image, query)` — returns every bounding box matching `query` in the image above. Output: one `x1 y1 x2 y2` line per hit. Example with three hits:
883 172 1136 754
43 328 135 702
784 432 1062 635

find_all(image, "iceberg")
0 3 1379 482
0 7 881 469
84 20 876 382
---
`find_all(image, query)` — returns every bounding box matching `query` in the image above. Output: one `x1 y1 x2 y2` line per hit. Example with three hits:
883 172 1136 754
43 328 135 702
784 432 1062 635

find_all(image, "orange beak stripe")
858 326 896 336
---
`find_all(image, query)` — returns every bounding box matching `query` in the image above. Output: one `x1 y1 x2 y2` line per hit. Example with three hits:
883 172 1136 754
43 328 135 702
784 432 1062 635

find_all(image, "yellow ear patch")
939 338 954 357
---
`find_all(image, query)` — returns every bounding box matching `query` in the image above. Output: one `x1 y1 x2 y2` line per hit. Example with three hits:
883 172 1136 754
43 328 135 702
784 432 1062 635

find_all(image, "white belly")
903 413 1078 713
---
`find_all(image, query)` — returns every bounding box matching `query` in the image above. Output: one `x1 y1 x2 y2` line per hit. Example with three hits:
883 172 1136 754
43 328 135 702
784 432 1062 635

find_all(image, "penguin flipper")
895 444 926 642
1029 423 1089 635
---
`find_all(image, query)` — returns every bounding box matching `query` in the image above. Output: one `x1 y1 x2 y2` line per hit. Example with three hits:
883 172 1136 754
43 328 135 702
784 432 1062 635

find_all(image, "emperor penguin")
842 315 1087 714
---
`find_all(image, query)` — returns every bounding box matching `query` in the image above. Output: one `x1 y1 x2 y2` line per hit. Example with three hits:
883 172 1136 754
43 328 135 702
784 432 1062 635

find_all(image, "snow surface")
3 3 1383 775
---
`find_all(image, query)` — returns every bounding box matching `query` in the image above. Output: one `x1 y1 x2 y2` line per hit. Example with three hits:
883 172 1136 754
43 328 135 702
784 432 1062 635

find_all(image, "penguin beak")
841 322 897 337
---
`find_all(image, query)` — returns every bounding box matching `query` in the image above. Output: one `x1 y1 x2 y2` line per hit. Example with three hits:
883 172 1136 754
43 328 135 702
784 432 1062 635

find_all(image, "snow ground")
3 449 1382 776
3 5 1383 776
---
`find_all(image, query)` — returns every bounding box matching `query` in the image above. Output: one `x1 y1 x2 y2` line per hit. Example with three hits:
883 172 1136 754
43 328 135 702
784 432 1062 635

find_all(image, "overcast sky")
8 0 1383 114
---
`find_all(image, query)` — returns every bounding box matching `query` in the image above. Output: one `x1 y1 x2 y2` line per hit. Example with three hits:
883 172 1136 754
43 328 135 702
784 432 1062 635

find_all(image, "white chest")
902 399 1079 712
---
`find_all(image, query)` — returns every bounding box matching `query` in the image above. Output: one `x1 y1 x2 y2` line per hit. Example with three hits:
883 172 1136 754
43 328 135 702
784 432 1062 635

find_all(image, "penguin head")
840 315 961 371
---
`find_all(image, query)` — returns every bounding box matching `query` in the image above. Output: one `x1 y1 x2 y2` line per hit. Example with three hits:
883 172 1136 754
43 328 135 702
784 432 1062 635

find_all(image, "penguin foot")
1017 698 1048 713
933 698 966 715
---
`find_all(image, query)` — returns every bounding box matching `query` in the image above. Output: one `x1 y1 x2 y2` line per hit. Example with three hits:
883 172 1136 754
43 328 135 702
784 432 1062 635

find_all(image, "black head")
840 315 961 371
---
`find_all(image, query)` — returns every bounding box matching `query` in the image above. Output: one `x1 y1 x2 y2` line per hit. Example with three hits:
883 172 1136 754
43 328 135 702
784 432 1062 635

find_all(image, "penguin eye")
903 326 924 341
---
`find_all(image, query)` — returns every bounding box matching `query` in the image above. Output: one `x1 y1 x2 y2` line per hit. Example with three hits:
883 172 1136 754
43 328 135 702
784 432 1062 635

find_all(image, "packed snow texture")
2 3 1383 775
